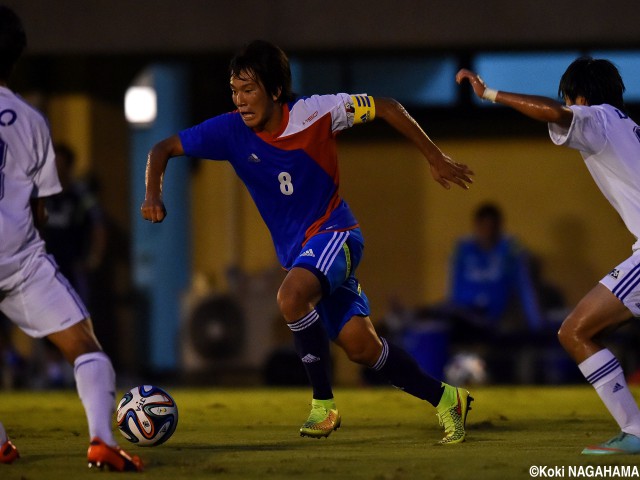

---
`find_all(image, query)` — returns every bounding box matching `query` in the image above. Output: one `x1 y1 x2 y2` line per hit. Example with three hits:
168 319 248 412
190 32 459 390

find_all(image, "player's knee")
557 313 585 351
344 342 381 367
277 287 310 323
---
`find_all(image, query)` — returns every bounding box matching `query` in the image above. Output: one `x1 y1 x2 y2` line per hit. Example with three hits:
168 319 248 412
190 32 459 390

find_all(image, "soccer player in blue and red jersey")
142 40 474 444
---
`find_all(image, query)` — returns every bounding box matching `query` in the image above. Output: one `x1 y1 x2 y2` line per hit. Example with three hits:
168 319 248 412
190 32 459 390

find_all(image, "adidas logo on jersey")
301 354 320 364
609 269 620 279
300 249 315 258
613 382 625 393
247 153 261 163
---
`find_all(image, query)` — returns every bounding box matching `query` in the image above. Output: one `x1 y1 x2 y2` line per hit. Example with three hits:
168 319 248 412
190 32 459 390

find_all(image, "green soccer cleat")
299 398 341 439
582 432 640 455
436 384 473 445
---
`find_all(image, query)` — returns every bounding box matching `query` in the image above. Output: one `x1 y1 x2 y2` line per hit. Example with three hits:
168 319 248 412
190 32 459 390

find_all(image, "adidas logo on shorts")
300 249 315 258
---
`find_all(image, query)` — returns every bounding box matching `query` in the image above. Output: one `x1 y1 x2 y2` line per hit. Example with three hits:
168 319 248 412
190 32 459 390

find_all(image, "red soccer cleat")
87 437 143 472
0 440 19 464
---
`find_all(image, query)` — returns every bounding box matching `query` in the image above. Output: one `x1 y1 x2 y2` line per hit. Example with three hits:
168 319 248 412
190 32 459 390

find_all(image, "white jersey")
0 86 60 279
549 104 640 252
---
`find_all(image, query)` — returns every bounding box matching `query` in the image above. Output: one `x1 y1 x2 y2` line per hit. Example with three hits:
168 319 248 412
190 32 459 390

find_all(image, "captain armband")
349 95 376 124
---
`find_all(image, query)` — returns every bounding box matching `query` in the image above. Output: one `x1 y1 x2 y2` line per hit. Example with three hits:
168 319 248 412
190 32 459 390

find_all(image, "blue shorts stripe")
612 262 640 299
618 275 640 302
316 231 347 273
315 231 337 271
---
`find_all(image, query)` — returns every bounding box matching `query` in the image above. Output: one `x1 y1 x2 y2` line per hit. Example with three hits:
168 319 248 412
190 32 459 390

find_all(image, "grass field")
1 386 639 480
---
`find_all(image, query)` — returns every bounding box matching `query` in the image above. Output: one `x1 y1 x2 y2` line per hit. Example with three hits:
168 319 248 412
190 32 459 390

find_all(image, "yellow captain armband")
350 95 375 124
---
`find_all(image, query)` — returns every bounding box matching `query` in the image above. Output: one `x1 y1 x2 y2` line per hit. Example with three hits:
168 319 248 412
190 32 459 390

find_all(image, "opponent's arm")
456 69 573 127
141 134 185 223
373 97 473 190
30 198 48 230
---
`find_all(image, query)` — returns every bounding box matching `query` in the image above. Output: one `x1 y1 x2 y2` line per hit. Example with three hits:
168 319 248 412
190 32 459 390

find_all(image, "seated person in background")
447 202 544 339
43 144 107 304
382 203 556 384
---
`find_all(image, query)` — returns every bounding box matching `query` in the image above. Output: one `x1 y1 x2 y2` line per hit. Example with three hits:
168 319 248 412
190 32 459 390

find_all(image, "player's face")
230 73 280 133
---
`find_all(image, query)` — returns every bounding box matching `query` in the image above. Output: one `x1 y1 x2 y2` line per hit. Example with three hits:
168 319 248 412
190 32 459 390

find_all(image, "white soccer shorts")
600 252 640 317
0 250 89 338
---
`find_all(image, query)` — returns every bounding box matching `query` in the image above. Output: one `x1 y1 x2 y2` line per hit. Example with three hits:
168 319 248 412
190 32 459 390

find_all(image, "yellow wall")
47 94 130 232
190 136 633 313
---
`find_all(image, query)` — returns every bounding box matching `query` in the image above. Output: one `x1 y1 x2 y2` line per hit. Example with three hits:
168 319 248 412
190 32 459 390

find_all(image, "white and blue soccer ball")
116 385 178 447
444 353 488 386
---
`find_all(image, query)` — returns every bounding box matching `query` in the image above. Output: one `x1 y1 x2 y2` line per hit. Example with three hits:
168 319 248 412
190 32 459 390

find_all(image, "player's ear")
272 87 282 103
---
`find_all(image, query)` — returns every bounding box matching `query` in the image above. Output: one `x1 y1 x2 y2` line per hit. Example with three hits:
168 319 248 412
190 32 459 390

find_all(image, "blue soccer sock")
288 310 334 400
372 337 445 407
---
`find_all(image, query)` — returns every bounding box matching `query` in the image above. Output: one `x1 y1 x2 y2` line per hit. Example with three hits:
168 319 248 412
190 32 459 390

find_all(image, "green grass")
1 386 639 479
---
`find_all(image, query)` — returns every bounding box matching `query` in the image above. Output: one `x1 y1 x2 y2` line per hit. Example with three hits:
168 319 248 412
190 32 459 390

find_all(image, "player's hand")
141 196 167 223
429 154 474 190
456 69 489 99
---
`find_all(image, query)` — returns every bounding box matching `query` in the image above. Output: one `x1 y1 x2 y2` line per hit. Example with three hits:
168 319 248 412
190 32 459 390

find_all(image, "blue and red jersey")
179 93 375 268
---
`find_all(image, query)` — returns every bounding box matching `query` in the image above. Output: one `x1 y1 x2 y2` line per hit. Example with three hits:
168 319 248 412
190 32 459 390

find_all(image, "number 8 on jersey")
278 171 293 195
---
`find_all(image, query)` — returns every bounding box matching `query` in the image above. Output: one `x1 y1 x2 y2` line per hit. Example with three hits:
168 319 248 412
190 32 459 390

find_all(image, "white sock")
0 421 7 444
74 351 117 446
579 349 640 437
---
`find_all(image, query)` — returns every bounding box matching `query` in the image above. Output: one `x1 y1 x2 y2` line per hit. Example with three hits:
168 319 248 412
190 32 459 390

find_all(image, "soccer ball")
116 385 178 446
444 353 488 386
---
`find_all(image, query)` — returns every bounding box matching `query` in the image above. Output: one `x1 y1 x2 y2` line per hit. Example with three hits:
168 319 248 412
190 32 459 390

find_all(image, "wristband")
482 88 498 103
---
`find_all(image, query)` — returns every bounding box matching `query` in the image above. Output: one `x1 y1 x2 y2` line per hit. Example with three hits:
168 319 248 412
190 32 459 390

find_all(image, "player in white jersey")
0 6 142 471
457 57 640 455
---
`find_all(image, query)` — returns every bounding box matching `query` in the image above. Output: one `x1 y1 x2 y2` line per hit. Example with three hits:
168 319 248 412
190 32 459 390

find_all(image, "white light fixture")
125 69 157 127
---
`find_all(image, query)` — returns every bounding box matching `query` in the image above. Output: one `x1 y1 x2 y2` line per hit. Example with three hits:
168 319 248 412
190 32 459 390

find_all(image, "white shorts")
0 250 88 338
600 253 640 317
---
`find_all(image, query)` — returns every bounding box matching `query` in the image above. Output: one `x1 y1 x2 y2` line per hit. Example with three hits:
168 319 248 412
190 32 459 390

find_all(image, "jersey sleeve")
548 105 607 155
308 93 375 133
31 118 61 198
179 112 236 160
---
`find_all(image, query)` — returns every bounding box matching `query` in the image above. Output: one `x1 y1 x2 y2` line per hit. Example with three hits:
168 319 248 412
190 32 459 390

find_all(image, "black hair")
0 5 26 80
474 202 503 223
229 40 294 104
559 56 626 111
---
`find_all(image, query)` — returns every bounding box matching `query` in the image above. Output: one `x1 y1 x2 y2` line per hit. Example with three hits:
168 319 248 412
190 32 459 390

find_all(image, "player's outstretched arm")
141 134 185 223
455 69 573 127
374 97 473 190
